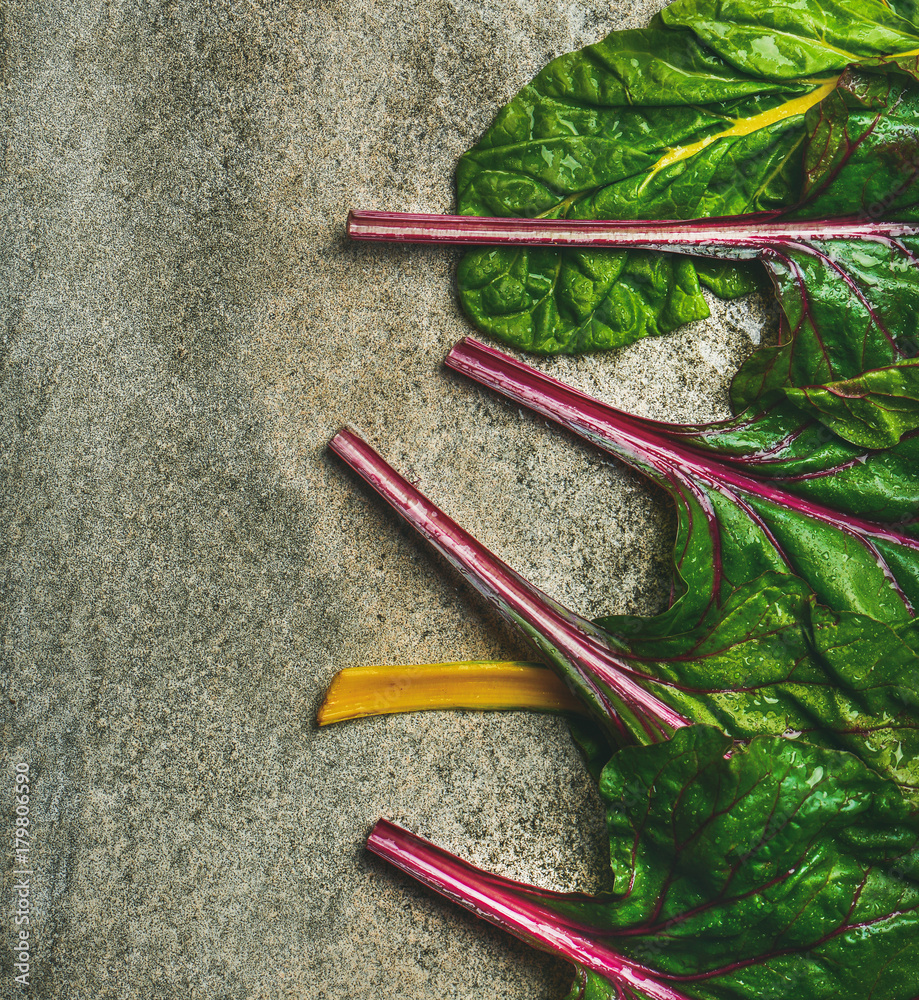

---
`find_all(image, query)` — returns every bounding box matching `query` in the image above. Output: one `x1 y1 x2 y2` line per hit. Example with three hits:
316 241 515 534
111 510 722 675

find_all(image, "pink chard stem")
444 338 919 601
367 818 693 1000
347 209 919 252
329 428 690 743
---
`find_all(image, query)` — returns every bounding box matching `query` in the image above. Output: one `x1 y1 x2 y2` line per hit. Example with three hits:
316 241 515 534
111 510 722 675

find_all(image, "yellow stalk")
317 660 584 725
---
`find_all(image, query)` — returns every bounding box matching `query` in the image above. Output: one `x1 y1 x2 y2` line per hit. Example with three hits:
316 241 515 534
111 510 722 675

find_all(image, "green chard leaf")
658 0 919 78
781 360 919 448
599 573 919 797
368 727 919 1000
454 0 919 355
448 339 919 631
727 70 919 407
726 230 919 412
457 247 710 355
329 424 919 798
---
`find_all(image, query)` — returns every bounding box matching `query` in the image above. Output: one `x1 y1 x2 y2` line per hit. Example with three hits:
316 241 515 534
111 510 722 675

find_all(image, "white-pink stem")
347 209 919 251
368 818 694 1000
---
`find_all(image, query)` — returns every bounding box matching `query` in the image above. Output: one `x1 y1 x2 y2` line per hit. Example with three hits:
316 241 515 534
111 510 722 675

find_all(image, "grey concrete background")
1 2 772 997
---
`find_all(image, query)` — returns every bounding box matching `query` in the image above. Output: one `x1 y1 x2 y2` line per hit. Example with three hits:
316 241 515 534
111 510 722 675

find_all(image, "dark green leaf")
781 361 919 448
596 573 919 797
692 257 764 298
445 340 919 790
659 0 919 79
727 231 919 410
594 728 919 999
455 0 919 357
456 246 709 354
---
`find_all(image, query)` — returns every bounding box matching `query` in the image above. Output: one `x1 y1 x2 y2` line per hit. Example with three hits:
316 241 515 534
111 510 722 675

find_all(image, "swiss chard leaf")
726 226 919 410
601 572 919 798
456 26 837 219
353 210 919 418
457 247 711 355
780 360 919 448
329 426 919 798
447 337 919 630
369 727 919 1000
795 68 919 216
454 0 919 356
658 0 919 79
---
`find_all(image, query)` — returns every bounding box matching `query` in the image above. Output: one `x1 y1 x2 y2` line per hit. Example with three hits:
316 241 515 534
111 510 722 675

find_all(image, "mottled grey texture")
1 2 772 997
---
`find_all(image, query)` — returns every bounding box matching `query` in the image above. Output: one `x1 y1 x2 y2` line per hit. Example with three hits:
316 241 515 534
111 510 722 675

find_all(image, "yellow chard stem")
317 660 585 725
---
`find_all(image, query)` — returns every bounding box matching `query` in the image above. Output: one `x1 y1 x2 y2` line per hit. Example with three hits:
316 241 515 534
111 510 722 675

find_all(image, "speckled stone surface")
1 2 773 997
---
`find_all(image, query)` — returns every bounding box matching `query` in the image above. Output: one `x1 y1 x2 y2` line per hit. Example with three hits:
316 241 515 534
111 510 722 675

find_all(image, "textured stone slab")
1 2 770 997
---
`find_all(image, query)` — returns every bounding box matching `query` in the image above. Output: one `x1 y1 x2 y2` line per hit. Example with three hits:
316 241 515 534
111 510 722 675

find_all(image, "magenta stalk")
347 209 919 251
328 428 690 742
367 818 693 1000
444 337 919 605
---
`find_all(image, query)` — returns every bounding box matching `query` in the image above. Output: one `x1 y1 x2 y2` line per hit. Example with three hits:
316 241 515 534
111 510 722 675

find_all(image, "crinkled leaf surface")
455 0 919 356
726 226 919 410
457 247 710 355
596 572 919 797
780 360 919 448
584 727 919 1000
371 728 919 1000
659 0 919 78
